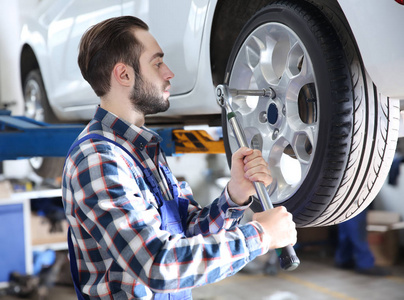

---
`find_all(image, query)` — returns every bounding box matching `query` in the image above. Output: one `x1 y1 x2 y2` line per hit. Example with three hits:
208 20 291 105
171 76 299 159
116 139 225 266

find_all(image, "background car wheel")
222 1 400 226
23 69 65 178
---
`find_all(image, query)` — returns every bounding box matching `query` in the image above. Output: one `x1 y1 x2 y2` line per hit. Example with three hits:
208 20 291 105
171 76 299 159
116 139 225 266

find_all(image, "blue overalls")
66 133 192 300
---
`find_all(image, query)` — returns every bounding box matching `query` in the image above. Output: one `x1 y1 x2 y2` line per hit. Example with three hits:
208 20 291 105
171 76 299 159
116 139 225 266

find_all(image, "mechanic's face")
130 29 174 115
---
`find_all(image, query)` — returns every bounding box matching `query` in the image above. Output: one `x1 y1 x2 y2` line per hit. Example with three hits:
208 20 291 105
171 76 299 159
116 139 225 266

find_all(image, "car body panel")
0 2 25 114
123 0 210 96
122 0 218 119
337 0 404 98
1 0 403 121
20 0 122 120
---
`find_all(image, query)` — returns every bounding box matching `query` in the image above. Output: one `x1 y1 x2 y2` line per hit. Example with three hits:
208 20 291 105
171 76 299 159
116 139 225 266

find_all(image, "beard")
130 74 170 116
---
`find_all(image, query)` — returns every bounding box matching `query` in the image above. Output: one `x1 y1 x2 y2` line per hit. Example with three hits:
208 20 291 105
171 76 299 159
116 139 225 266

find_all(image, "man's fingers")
244 163 270 176
240 149 271 185
243 149 263 163
245 171 273 186
233 147 254 161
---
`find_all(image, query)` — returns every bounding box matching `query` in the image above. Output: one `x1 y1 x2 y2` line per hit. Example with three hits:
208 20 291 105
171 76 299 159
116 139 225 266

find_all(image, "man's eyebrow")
149 52 164 62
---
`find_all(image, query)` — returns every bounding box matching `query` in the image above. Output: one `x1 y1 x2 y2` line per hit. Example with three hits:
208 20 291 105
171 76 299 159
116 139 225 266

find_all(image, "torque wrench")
216 84 300 271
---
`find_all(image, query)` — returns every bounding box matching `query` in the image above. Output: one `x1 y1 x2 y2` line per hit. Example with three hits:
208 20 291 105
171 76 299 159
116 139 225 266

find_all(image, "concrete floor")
193 252 404 300
2 250 403 300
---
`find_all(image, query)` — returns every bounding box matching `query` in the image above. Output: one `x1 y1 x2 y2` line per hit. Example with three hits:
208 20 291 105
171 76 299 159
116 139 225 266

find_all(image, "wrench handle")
227 111 300 271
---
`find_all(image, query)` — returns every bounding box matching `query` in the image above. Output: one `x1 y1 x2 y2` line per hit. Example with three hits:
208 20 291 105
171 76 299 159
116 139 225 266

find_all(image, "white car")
2 0 404 226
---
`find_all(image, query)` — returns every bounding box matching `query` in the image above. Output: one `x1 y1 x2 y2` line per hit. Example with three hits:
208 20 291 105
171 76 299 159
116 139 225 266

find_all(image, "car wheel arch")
20 44 39 89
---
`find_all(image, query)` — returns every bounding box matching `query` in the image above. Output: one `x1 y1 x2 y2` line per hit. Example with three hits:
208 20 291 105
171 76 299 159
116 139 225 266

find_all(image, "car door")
122 0 210 96
45 0 123 109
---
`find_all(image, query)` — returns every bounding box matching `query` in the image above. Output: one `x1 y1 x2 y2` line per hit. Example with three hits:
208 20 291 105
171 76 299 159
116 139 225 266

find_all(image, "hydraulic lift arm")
0 110 224 161
0 110 84 160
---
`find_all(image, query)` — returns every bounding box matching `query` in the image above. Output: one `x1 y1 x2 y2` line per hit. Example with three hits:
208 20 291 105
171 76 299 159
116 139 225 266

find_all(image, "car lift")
0 110 225 161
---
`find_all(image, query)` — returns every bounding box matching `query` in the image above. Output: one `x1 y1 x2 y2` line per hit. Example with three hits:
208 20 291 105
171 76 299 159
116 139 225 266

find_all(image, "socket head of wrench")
216 84 233 108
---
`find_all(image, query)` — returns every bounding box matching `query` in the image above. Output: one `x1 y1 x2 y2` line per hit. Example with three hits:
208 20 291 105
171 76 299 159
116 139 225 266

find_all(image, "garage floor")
2 250 403 300
192 252 404 300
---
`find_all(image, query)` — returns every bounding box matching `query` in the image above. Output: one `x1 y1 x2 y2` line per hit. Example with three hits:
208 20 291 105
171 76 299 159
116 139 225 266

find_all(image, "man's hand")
227 147 272 205
253 206 297 249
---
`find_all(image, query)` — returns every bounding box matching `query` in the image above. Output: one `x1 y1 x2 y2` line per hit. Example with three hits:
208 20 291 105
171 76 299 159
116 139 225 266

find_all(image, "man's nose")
163 64 174 80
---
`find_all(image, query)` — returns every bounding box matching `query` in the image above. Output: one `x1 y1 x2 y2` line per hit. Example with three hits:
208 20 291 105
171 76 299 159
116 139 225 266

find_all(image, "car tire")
222 1 400 226
23 69 65 178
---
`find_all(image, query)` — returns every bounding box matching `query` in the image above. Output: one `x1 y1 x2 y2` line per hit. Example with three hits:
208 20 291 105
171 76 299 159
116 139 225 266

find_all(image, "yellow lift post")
156 128 225 156
173 129 225 154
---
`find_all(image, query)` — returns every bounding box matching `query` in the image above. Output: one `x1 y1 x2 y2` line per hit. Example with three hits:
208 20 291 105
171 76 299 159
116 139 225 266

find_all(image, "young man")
62 16 297 299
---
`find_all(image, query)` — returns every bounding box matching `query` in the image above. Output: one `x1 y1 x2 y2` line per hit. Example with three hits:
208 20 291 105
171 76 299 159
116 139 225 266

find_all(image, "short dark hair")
78 16 149 97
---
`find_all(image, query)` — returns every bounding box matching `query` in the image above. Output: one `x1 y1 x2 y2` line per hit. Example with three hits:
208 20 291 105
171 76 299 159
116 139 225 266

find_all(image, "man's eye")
156 62 163 68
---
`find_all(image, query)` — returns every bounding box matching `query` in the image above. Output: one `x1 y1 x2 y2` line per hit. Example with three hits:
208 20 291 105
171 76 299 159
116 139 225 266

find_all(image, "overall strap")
160 165 179 201
67 227 87 300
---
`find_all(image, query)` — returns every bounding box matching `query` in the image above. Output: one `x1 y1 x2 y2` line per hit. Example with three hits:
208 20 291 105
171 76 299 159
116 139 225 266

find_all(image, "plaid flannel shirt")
62 107 269 299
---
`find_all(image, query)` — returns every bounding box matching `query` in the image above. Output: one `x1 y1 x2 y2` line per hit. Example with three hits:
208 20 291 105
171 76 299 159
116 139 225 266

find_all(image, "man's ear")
112 63 133 87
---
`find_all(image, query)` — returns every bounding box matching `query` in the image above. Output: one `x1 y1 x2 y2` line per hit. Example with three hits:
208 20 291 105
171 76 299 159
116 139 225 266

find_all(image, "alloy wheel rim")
24 78 45 122
228 22 319 204
24 77 45 169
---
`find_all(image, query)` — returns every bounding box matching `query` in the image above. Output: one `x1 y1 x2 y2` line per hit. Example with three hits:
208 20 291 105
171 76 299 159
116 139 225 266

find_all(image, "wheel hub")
267 103 278 125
